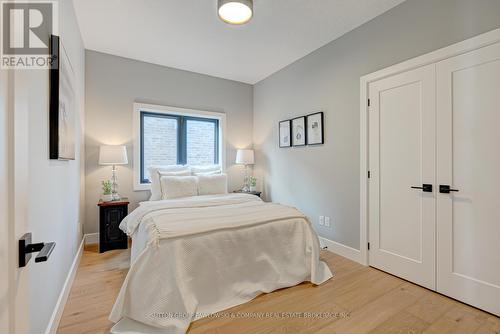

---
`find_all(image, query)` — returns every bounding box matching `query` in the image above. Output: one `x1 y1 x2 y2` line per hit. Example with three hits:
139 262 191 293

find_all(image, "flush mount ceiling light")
218 0 253 25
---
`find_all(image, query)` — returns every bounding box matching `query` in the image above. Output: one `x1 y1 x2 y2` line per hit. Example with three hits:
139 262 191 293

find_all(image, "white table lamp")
99 145 128 200
236 149 254 192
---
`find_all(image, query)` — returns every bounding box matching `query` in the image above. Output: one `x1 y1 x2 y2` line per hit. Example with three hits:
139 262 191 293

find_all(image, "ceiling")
73 0 406 84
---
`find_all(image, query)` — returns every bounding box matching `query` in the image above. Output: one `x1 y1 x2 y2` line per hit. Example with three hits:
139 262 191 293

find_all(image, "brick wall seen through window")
140 112 219 183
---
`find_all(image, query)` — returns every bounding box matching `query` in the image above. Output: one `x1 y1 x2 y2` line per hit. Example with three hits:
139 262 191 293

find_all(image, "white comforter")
110 194 333 334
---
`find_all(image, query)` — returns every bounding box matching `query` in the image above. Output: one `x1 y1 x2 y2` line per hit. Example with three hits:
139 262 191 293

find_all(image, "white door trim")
359 27 500 266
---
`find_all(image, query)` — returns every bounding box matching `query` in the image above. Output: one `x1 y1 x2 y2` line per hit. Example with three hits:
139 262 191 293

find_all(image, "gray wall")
253 0 500 249
85 51 253 234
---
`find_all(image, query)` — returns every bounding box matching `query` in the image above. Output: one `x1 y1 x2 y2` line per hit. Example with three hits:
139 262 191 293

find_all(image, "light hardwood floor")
57 245 499 334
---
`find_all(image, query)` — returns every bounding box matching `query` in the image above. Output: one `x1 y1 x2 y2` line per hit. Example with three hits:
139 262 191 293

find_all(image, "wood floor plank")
57 246 499 334
57 245 129 334
315 283 425 334
406 292 456 323
423 304 492 334
474 316 500 334
369 310 430 334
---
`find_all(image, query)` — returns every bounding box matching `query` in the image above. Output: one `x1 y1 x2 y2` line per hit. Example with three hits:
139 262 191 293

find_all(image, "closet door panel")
436 41 500 316
368 64 436 290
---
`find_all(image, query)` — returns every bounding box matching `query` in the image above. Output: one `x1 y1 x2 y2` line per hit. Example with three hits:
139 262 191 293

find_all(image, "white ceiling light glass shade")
218 0 253 25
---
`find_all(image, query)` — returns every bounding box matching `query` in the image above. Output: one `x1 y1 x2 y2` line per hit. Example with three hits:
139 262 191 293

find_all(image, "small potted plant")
249 176 257 192
101 180 113 202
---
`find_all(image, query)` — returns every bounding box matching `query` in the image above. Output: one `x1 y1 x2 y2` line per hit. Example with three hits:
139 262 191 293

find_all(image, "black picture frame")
49 34 60 159
291 116 307 147
306 112 324 145
278 120 292 148
49 34 76 160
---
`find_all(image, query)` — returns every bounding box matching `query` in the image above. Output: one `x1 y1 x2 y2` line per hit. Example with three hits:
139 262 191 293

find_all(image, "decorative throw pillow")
158 170 192 198
160 176 198 200
148 165 190 201
197 173 228 196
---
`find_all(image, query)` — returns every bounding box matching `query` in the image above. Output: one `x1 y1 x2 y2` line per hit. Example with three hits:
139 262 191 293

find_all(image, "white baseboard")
84 232 98 245
319 237 365 265
44 236 85 334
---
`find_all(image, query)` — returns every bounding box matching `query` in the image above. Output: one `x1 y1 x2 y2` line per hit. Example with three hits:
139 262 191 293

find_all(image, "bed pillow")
194 170 221 176
191 165 221 176
197 173 228 196
158 170 191 177
158 170 192 198
148 165 190 201
160 176 198 200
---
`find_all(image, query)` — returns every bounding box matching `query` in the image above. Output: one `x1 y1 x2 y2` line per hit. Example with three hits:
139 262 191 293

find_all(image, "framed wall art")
306 112 324 145
279 120 291 148
49 34 76 160
291 116 306 147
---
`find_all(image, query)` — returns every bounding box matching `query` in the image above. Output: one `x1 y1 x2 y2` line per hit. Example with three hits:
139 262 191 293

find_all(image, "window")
186 118 218 165
138 108 221 184
142 114 178 178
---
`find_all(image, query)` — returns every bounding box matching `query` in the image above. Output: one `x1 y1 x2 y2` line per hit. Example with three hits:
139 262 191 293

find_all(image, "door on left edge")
1 68 31 333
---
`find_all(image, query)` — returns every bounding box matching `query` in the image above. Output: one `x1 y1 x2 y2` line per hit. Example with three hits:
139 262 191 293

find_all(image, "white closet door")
436 42 500 316
368 64 436 290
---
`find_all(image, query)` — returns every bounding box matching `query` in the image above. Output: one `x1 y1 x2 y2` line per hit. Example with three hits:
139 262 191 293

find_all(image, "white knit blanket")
111 194 333 334
120 193 263 235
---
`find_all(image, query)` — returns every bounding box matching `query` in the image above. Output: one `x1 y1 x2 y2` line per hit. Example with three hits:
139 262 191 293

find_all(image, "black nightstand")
233 190 262 198
97 199 129 253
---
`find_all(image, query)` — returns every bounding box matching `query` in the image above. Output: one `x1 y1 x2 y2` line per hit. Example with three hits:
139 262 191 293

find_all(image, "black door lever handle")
18 233 56 267
411 184 433 192
35 242 55 263
440 185 459 194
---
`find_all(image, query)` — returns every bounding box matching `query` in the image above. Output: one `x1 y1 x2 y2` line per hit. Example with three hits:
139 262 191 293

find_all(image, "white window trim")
133 102 227 191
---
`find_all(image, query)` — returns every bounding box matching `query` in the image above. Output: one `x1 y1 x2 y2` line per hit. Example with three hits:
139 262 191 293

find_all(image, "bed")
109 192 333 334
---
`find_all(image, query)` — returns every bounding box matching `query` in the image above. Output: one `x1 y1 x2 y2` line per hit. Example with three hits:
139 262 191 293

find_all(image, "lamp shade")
235 149 254 165
99 145 128 165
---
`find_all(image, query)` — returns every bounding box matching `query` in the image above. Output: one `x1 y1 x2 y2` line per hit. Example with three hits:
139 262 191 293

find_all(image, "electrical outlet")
319 216 325 226
325 216 331 228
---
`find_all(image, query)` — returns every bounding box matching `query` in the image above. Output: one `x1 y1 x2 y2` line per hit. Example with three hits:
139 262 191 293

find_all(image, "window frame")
133 103 226 191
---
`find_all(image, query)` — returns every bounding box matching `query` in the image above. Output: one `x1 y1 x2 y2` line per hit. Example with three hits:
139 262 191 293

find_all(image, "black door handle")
440 185 459 194
35 242 56 263
18 233 56 267
411 184 433 192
